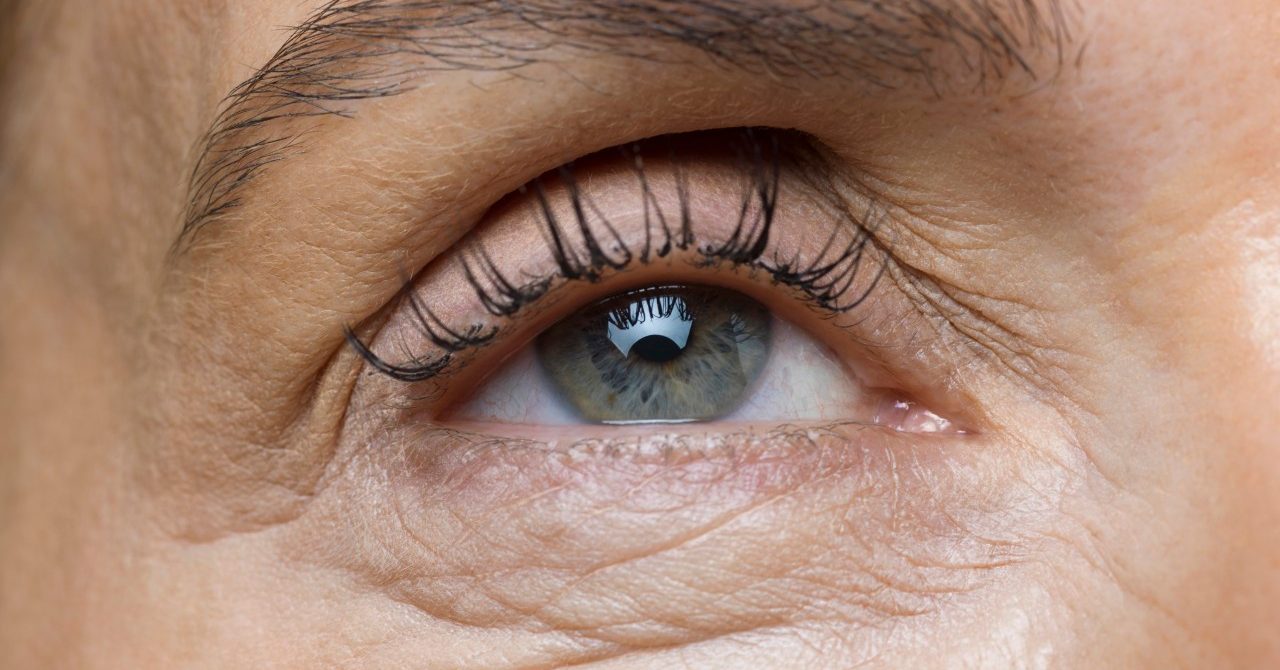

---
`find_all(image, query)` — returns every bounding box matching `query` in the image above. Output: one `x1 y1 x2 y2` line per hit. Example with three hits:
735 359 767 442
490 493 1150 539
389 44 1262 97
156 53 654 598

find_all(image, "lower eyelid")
383 421 978 514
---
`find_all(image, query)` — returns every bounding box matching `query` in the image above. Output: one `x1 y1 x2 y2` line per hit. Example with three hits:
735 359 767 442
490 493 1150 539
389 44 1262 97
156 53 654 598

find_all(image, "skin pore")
2 1 1279 668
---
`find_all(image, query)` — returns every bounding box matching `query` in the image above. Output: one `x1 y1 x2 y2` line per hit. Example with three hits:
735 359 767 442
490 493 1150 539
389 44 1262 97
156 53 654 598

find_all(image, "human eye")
347 128 963 438
454 283 950 432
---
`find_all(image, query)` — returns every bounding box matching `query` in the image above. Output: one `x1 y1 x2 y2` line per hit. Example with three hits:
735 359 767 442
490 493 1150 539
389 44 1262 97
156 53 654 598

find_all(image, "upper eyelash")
347 128 888 383
346 282 498 382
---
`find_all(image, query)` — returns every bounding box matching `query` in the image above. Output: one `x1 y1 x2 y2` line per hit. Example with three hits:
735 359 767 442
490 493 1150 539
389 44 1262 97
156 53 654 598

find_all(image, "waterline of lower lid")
601 418 700 426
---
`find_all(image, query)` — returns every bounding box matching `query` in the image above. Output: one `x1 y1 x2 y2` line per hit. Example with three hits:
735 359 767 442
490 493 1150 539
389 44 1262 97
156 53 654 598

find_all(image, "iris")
537 285 771 422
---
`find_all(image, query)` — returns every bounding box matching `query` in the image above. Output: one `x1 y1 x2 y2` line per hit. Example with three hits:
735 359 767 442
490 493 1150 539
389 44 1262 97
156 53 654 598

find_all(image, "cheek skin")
1233 194 1280 374
1120 163 1280 662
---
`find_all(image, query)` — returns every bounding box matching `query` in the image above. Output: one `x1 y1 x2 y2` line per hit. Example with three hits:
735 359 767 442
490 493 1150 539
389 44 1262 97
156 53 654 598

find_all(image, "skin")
1 0 1279 668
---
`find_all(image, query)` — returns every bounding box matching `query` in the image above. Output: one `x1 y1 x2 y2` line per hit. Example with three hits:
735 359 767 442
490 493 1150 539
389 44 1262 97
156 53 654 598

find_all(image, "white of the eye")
607 313 693 357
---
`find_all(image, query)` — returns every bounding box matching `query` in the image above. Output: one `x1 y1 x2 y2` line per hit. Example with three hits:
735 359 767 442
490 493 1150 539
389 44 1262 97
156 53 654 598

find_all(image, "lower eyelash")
349 128 890 383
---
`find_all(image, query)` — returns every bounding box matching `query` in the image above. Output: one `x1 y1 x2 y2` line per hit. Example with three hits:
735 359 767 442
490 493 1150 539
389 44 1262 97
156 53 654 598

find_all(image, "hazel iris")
537 285 771 422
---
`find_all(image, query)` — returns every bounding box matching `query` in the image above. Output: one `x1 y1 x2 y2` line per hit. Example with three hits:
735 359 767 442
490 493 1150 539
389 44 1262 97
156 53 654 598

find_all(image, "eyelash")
347 128 890 383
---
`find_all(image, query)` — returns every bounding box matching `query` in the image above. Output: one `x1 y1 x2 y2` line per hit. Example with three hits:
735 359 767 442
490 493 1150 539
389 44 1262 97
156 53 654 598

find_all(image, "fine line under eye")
349 128 890 384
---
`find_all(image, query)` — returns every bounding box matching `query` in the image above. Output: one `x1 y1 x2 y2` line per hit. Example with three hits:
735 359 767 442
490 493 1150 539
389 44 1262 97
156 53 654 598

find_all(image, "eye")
349 129 965 435
451 282 954 431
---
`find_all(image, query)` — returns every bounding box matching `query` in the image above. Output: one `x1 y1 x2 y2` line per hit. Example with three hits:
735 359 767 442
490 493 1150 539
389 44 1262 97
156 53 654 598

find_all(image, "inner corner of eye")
445 283 957 434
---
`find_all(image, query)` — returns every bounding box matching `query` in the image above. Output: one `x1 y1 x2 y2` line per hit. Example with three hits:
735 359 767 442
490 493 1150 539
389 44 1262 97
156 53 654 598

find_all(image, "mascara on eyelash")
349 128 889 383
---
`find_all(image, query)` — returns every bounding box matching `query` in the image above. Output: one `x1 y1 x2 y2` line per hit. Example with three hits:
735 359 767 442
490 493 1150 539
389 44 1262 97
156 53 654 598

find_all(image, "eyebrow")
179 0 1081 247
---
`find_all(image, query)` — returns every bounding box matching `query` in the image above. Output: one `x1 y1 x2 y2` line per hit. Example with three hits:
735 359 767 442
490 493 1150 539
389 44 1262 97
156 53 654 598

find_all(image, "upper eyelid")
348 129 892 384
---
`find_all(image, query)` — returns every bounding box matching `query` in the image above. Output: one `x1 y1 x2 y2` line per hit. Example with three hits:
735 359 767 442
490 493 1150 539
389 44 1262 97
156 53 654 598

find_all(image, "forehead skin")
1 1 1279 668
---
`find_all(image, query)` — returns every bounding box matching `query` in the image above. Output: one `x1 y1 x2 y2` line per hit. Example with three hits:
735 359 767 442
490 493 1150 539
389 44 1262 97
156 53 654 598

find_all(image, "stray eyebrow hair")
179 0 1082 248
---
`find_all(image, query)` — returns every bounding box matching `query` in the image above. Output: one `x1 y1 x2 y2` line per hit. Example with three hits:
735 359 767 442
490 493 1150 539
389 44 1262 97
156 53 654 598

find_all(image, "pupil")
631 334 683 363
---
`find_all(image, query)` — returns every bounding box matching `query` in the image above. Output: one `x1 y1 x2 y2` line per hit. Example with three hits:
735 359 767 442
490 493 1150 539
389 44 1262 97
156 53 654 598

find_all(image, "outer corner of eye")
444 283 963 434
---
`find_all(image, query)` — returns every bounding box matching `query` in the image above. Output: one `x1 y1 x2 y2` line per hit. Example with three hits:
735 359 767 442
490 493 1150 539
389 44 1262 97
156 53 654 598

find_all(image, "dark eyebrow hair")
179 0 1081 247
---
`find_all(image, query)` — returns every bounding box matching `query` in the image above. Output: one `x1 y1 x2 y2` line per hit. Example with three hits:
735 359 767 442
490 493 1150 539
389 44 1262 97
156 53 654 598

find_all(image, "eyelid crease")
348 128 893 384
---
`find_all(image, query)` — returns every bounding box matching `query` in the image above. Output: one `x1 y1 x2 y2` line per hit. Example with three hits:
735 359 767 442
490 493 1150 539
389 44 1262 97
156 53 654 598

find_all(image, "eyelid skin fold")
348 129 890 384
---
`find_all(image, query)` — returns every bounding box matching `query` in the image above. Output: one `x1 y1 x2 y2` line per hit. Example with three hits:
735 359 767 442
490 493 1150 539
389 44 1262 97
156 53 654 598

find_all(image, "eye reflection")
538 286 770 423
605 292 692 360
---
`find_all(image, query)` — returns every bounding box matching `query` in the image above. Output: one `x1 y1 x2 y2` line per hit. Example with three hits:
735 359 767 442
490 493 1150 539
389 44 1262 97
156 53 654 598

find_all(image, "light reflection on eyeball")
455 284 886 426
